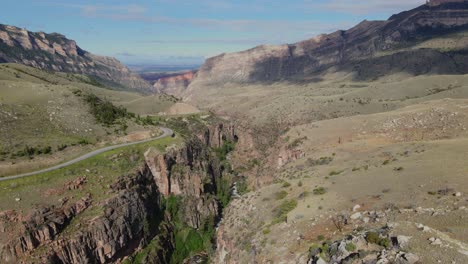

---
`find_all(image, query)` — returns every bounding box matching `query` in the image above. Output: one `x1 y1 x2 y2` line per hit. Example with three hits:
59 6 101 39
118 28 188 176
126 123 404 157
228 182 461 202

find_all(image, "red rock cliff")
153 71 196 96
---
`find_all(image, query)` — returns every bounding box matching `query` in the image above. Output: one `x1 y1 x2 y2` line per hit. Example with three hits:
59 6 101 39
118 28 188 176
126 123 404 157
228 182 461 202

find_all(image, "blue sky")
1 0 425 65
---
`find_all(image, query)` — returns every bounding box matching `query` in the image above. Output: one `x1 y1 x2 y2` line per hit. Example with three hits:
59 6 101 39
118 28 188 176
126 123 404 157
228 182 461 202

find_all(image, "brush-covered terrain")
0 63 182 177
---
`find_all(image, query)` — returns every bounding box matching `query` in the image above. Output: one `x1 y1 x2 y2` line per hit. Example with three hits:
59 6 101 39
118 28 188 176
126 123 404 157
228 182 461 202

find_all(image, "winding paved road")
0 127 174 182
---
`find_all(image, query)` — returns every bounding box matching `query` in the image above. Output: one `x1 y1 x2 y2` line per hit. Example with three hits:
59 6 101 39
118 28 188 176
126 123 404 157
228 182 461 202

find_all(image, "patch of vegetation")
57 144 68 151
213 140 236 162
288 136 307 148
307 156 333 166
272 199 297 224
13 145 53 158
329 170 344 176
282 181 291 188
236 177 249 196
275 190 288 200
161 195 216 264
83 93 130 126
172 225 212 264
216 175 233 208
345 242 357 252
366 232 391 248
313 187 327 195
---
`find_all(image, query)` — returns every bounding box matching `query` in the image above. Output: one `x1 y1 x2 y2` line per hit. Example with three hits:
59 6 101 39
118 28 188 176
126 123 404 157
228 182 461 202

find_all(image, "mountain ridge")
0 24 152 93
183 2 468 97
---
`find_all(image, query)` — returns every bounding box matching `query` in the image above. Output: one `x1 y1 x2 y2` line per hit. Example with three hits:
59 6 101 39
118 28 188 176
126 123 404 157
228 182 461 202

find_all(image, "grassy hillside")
0 63 177 176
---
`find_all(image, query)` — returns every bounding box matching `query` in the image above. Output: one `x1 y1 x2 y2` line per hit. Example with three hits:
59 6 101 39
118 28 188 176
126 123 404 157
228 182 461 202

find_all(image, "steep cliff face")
0 130 236 263
0 24 152 93
153 71 196 96
0 165 168 264
144 138 222 229
186 2 468 91
199 123 238 149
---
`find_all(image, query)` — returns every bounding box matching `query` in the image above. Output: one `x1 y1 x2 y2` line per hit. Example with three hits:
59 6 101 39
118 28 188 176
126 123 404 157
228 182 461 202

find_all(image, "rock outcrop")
0 24 152 93
200 123 238 149
0 166 168 264
153 71 196 95
0 196 92 263
144 137 224 229
308 227 420 264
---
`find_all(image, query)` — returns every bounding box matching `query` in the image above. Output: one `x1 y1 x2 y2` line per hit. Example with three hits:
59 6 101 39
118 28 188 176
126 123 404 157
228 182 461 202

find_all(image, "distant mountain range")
3 1 468 97
181 1 468 96
0 24 152 93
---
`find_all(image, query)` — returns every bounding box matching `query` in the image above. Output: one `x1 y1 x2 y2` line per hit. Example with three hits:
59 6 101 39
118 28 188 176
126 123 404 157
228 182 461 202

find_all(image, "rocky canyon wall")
0 124 239 263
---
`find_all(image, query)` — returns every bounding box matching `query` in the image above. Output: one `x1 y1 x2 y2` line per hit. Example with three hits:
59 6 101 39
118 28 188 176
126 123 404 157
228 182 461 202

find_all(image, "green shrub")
288 137 307 148
84 94 129 125
263 228 271 235
382 160 390 165
275 190 288 200
345 242 357 252
78 138 91 145
214 141 235 161
378 238 391 248
366 232 391 248
42 146 52 154
282 181 291 188
273 199 298 223
307 157 333 166
216 175 233 208
313 187 327 195
317 235 325 241
366 232 380 244
57 144 68 151
236 178 249 195
329 170 343 176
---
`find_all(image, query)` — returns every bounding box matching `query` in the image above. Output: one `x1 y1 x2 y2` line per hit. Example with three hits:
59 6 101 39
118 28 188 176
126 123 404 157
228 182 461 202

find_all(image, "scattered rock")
429 237 442 246
396 236 411 249
311 257 327 264
308 227 419 264
350 212 362 220
395 252 420 264
353 204 361 212
416 223 430 232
